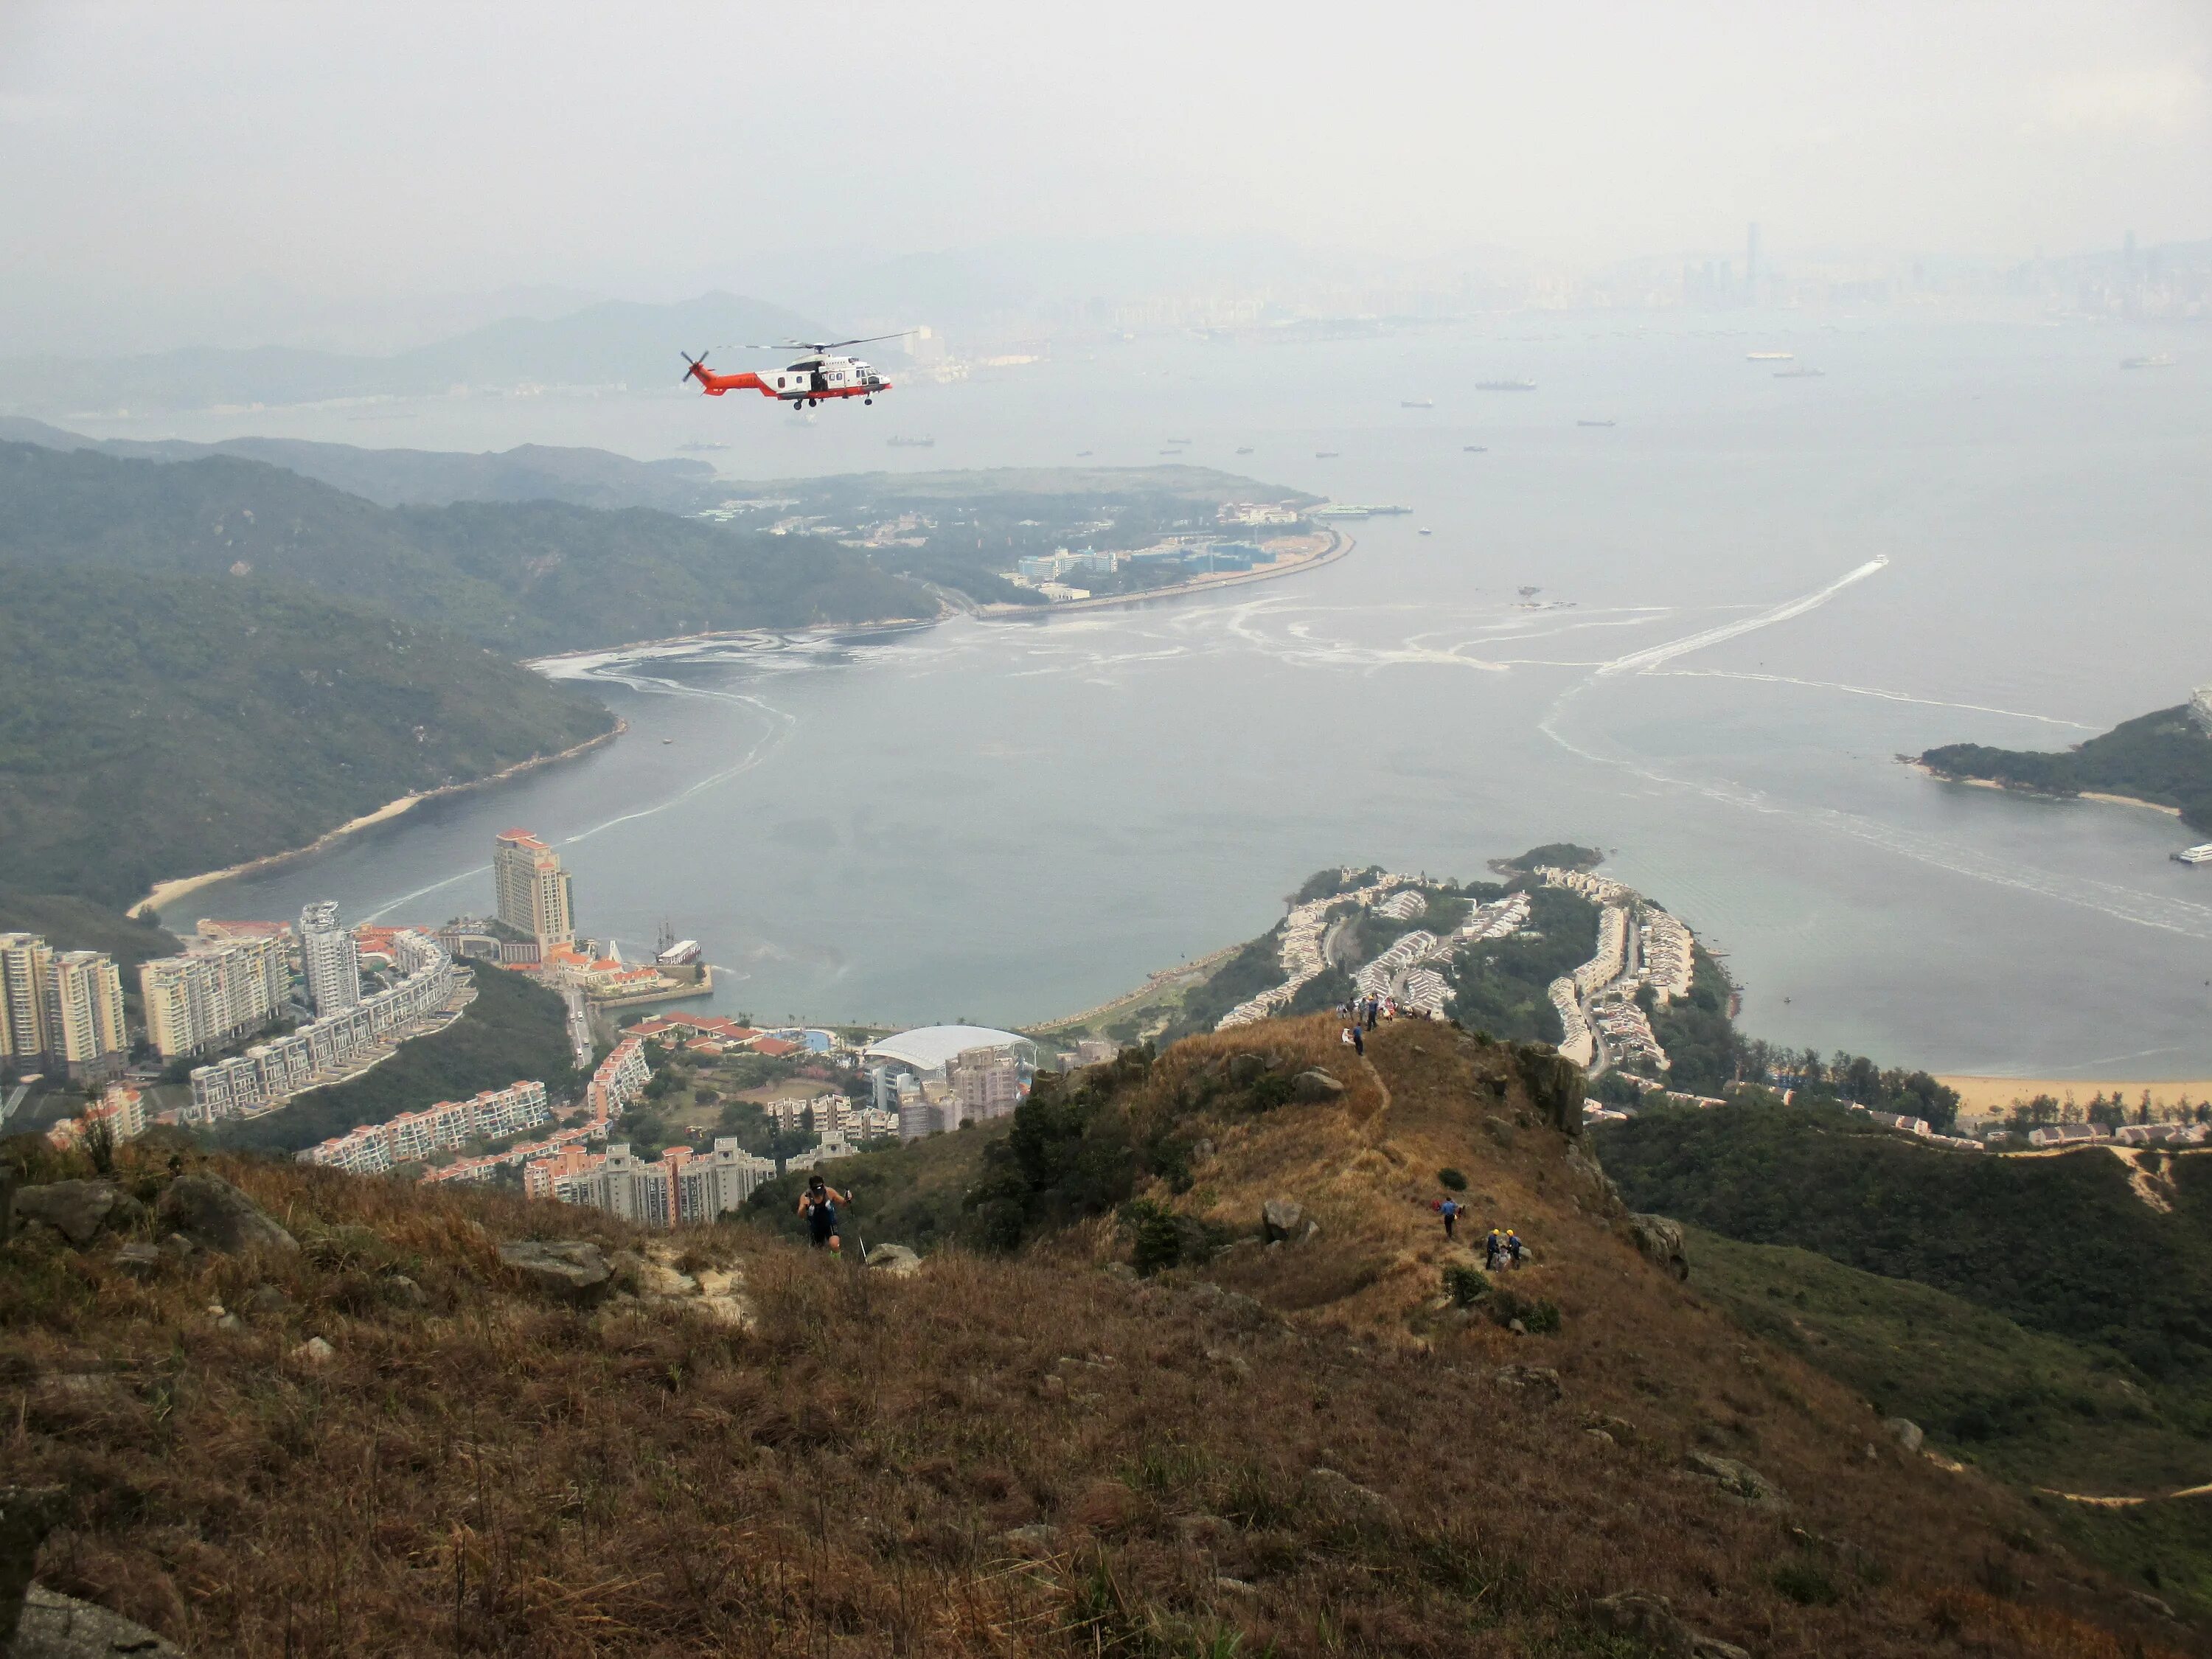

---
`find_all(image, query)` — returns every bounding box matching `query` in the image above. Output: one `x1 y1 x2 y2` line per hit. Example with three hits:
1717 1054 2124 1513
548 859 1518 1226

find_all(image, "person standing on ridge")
1505 1228 1525 1268
1439 1194 1461 1241
1485 1228 1505 1271
1352 1023 1366 1057
797 1174 851 1252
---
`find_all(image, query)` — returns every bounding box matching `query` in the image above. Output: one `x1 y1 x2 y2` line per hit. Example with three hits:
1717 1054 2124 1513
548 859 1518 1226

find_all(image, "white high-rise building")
0 933 56 1068
139 936 289 1060
297 901 362 1016
47 951 129 1082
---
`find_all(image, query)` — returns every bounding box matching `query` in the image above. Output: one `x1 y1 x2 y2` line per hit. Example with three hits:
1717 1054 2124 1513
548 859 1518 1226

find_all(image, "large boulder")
1627 1214 1689 1280
865 1242 922 1277
0 1486 65 1648
154 1172 296 1254
12 1585 189 1659
15 1181 138 1248
1883 1416 1924 1453
1260 1198 1304 1243
1292 1068 1346 1104
498 1239 613 1305
1590 1591 1750 1659
1514 1044 1585 1136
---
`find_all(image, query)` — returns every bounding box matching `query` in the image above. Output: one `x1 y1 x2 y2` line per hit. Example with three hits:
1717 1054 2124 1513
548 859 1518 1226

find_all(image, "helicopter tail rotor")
679 349 709 384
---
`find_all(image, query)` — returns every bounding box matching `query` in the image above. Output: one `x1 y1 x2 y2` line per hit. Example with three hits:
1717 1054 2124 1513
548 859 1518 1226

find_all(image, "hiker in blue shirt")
1439 1195 1462 1241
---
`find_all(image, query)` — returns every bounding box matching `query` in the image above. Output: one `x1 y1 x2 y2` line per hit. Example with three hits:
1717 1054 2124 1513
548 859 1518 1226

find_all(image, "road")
563 989 594 1071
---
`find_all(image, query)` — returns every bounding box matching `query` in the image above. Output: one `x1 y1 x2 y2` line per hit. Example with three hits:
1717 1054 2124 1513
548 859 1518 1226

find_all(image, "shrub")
1438 1166 1468 1191
1489 1285 1562 1334
1444 1264 1490 1307
1773 1562 1840 1606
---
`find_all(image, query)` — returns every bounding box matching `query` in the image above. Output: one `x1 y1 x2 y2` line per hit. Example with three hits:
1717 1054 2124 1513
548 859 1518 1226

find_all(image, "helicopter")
681 332 908 409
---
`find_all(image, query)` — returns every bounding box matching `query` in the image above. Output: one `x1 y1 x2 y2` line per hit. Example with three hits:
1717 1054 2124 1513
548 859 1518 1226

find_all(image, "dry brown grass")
1 1020 2197 1657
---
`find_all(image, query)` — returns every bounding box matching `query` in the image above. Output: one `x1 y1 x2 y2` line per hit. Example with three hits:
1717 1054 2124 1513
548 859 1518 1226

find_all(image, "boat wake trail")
362 667 793 925
1593 556 1889 677
1642 669 2096 730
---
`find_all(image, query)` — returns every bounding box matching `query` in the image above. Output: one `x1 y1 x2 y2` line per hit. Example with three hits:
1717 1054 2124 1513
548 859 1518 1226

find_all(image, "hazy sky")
3 0 2208 347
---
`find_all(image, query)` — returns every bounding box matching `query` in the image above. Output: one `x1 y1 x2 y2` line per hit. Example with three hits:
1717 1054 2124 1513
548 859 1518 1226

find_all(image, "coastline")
1902 758 2184 819
139 720 628 917
524 613 934 672
1026 942 1244 1034
1938 1074 2212 1116
981 527 1352 620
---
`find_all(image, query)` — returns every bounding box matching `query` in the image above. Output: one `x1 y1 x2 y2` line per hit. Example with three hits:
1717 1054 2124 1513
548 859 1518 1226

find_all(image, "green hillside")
1597 1100 2212 1381
0 567 617 905
1922 705 2212 832
0 894 179 973
0 442 928 655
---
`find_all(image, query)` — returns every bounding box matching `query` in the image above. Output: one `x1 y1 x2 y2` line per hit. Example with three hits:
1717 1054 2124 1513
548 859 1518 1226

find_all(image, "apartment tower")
492 829 575 947
296 900 362 1015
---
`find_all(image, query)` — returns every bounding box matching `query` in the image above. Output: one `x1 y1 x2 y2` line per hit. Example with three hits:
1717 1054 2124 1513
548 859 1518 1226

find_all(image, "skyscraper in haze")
297 900 362 1016
492 829 576 947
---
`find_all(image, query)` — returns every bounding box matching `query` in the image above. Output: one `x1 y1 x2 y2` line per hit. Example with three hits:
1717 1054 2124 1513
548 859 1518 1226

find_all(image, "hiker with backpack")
1439 1195 1461 1241
797 1174 851 1253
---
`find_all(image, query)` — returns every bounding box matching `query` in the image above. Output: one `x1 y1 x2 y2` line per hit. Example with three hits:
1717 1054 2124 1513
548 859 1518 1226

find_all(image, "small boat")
1315 451 1340 459
1746 351 1793 361
661 737 674 745
2122 355 2178 369
1463 445 1487 453
1577 419 1617 428
1234 447 1253 455
1400 399 1435 409
1418 527 1433 536
886 435 936 448
1158 449 1183 456
1475 379 1536 391
1166 436 1193 444
1773 366 1825 379
1076 450 1093 457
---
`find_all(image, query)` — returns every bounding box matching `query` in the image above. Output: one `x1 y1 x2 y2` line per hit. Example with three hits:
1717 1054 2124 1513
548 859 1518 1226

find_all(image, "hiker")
1340 1024 1357 1048
1505 1228 1525 1268
1364 998 1379 1032
1352 1024 1365 1057
1439 1195 1461 1241
1484 1228 1505 1270
797 1174 851 1252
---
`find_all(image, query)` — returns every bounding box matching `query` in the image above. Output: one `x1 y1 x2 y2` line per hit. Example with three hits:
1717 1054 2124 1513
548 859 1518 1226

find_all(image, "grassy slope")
212 967 580 1156
0 442 927 655
0 567 618 906
1688 1225 2212 1618
0 1017 2184 1658
1923 706 2212 833
745 1119 1006 1251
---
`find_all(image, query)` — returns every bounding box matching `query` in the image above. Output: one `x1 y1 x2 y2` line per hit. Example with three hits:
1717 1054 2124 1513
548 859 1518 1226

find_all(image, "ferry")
1746 351 1793 361
2122 355 2179 369
1311 503 1411 518
2172 844 2212 865
1475 379 1537 392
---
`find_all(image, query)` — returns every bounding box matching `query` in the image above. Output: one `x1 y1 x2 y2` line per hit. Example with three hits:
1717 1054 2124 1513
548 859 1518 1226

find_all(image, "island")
1917 699 2212 835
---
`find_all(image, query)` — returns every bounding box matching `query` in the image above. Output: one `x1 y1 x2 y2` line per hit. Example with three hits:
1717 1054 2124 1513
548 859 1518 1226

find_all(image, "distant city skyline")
1 1 2205 355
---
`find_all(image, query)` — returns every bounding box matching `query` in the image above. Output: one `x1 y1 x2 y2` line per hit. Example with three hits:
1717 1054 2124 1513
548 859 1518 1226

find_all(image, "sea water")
140 315 2212 1076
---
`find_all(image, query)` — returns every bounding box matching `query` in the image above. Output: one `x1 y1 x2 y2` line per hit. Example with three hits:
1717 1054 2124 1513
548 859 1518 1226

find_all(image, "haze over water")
151 316 2212 1077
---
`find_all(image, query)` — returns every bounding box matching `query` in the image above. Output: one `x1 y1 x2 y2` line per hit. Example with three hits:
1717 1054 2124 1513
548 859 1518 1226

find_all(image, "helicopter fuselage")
689 354 889 403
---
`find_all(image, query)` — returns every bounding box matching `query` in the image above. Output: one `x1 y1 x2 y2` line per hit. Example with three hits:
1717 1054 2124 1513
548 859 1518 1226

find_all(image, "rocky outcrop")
1685 1450 1786 1512
154 1173 296 1254
1514 1043 1585 1137
1627 1214 1689 1280
866 1243 922 1276
15 1181 141 1248
1260 1198 1304 1242
1495 1364 1564 1403
1292 1068 1346 1103
1590 1590 1750 1659
1883 1416 1924 1453
13 1585 189 1658
1302 1467 1396 1520
1 1486 65 1649
498 1239 613 1305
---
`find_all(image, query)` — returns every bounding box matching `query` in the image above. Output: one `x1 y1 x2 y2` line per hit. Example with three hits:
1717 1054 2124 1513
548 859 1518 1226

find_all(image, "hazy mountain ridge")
0 291 830 415
0 442 929 655
0 417 729 512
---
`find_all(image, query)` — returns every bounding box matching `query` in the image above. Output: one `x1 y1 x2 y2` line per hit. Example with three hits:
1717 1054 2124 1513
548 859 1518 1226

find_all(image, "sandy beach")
1938 1074 2212 1118
1903 759 2183 819
138 720 627 917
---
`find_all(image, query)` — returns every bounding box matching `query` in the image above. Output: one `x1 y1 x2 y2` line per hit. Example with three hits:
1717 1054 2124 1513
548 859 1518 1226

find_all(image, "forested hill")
0 567 617 905
0 442 929 655
1921 705 2212 832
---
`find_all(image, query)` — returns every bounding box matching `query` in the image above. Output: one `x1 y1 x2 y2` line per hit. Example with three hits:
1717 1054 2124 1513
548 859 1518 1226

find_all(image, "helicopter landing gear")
864 397 873 406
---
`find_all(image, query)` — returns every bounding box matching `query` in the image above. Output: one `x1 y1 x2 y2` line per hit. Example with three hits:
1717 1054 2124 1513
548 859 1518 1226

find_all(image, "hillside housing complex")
1 932 129 1084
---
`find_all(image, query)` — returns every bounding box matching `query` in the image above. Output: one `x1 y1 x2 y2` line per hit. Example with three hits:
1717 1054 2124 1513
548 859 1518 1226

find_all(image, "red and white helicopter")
680 333 907 409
